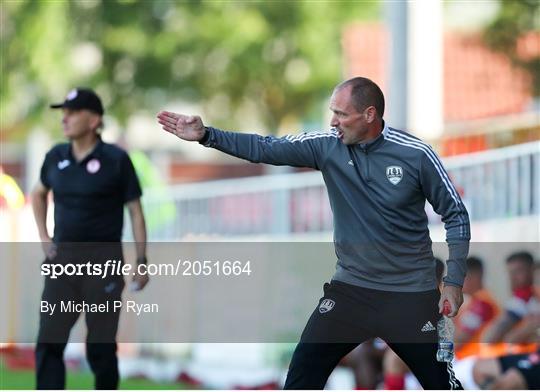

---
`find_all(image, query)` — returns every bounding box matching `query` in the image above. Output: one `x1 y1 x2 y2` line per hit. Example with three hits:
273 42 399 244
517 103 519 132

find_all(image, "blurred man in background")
157 77 470 389
31 88 149 389
473 257 540 389
483 252 536 347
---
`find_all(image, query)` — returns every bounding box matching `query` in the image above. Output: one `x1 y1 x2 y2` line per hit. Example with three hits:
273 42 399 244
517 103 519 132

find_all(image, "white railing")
141 141 539 240
444 141 539 221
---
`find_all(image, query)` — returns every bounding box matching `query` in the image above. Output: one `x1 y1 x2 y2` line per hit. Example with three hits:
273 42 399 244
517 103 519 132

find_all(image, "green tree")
1 0 379 140
483 0 540 96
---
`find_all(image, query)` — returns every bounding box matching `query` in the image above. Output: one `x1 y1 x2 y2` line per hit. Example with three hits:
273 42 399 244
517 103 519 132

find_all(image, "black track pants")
284 280 463 390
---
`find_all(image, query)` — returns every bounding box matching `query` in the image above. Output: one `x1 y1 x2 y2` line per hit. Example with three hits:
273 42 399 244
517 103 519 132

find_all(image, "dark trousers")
35 343 118 390
284 281 463 390
36 245 124 389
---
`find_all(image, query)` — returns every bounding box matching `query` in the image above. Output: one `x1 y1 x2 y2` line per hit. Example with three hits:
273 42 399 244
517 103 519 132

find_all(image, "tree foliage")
1 0 379 140
483 0 540 96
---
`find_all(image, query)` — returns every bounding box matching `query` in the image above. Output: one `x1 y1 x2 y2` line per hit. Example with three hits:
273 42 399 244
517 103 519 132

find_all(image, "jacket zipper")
363 149 370 182
347 146 371 183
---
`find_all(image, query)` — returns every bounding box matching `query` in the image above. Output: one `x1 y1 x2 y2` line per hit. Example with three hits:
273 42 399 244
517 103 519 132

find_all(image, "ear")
365 106 377 123
88 113 102 131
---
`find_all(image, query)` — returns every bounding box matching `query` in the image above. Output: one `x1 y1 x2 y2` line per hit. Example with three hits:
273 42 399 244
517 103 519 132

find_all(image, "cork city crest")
386 165 403 185
319 299 335 314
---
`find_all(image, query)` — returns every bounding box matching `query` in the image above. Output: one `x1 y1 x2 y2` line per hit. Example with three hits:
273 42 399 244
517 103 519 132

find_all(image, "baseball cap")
50 88 104 115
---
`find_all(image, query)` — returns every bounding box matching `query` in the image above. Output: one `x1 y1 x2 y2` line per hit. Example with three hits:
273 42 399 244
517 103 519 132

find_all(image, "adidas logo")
421 321 436 332
347 160 354 166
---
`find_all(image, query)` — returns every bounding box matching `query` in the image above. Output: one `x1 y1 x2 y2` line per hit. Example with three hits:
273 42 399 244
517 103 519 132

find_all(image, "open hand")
157 111 205 141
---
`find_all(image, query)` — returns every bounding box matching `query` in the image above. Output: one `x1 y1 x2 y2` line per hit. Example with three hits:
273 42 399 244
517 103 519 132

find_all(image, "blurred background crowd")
1 0 539 389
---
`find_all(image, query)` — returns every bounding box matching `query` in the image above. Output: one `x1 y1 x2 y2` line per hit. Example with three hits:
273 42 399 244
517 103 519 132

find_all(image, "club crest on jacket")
386 165 403 185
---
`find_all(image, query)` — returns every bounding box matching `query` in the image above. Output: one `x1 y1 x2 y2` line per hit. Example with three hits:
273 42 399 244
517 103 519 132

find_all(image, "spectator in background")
502 262 540 346
483 252 535 347
473 255 540 389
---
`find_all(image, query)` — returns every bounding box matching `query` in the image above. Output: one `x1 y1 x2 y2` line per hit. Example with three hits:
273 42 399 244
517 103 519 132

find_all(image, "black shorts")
499 350 540 389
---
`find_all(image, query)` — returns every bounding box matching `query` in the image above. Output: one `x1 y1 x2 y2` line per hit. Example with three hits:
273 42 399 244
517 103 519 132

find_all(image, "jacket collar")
357 121 388 152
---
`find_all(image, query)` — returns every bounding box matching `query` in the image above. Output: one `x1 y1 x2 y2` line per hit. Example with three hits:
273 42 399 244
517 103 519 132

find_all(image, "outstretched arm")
157 111 335 170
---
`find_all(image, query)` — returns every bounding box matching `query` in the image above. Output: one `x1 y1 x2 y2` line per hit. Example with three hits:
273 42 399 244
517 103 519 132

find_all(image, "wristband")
136 256 147 265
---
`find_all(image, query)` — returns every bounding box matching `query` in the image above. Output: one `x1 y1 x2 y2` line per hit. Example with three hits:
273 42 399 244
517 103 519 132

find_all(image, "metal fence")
142 141 540 240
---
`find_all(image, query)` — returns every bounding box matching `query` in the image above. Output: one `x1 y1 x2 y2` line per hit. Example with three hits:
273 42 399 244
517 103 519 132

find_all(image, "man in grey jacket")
157 77 470 389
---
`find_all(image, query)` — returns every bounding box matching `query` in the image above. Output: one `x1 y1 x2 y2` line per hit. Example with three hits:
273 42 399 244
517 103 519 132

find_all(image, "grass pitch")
0 361 191 390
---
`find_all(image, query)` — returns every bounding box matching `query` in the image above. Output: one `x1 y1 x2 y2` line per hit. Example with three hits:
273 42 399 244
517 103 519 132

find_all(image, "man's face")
62 108 99 140
507 259 533 290
329 85 371 145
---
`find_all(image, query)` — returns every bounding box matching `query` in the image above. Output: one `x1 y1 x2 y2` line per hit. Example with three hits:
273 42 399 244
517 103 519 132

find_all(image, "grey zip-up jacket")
201 123 470 292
